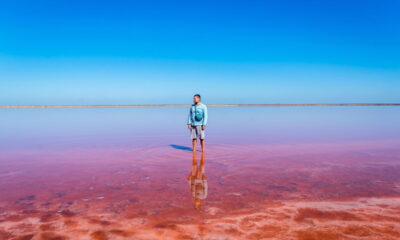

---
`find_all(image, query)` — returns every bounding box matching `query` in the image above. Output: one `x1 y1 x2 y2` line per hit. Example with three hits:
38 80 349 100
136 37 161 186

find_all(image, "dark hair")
194 94 201 99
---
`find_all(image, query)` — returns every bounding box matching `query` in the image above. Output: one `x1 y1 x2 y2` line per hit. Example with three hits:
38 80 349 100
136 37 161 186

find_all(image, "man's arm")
202 105 208 129
187 107 192 129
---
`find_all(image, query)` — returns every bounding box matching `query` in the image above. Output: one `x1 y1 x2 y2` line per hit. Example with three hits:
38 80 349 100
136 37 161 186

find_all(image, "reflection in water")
1 142 400 239
187 151 208 210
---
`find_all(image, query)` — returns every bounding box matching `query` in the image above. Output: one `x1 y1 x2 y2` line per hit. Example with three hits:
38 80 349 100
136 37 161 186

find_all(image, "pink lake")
0 107 400 240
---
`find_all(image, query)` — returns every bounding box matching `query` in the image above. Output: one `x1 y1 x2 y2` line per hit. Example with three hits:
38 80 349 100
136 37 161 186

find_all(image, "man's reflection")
187 151 207 210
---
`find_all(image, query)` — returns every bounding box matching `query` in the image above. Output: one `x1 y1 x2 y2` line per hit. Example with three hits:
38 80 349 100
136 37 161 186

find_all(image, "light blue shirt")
187 103 208 126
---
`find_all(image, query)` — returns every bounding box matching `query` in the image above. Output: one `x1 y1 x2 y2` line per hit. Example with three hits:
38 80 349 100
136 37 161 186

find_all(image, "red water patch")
294 208 362 222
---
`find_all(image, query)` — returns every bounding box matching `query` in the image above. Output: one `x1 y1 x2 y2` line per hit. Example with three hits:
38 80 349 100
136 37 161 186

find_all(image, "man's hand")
202 125 206 130
187 124 192 130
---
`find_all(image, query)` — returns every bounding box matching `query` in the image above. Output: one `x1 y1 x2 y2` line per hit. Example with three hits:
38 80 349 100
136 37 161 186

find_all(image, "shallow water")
1 107 400 240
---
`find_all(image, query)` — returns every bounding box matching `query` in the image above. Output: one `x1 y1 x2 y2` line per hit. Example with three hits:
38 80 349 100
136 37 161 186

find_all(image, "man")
187 94 208 152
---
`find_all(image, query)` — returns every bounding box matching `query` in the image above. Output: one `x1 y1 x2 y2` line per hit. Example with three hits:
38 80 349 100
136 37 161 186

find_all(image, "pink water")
0 107 400 240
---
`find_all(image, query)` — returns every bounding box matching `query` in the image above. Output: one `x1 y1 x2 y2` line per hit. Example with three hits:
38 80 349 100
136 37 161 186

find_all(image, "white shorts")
190 125 205 140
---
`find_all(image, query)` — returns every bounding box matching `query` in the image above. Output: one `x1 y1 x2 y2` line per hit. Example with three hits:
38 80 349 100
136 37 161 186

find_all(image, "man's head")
193 94 201 104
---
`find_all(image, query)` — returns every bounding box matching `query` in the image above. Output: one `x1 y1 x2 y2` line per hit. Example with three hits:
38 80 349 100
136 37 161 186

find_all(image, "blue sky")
0 0 399 104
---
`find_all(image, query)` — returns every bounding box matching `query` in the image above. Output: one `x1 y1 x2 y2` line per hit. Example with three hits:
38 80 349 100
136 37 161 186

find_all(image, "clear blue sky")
0 0 399 104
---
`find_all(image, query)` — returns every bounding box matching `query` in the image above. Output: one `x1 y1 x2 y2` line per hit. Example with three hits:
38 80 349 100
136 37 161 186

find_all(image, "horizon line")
1 104 400 108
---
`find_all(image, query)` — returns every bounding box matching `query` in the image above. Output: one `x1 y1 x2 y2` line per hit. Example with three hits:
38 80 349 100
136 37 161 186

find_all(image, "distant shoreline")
1 104 400 108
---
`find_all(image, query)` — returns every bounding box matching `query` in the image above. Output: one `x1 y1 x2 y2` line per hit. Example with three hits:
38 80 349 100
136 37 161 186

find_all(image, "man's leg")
200 126 205 152
192 139 197 152
190 125 197 152
200 139 205 152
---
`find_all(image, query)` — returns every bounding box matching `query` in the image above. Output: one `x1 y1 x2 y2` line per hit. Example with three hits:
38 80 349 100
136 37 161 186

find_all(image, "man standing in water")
187 94 208 152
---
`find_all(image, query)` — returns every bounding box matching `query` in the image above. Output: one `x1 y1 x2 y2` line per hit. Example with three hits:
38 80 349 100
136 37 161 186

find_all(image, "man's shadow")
170 144 201 152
